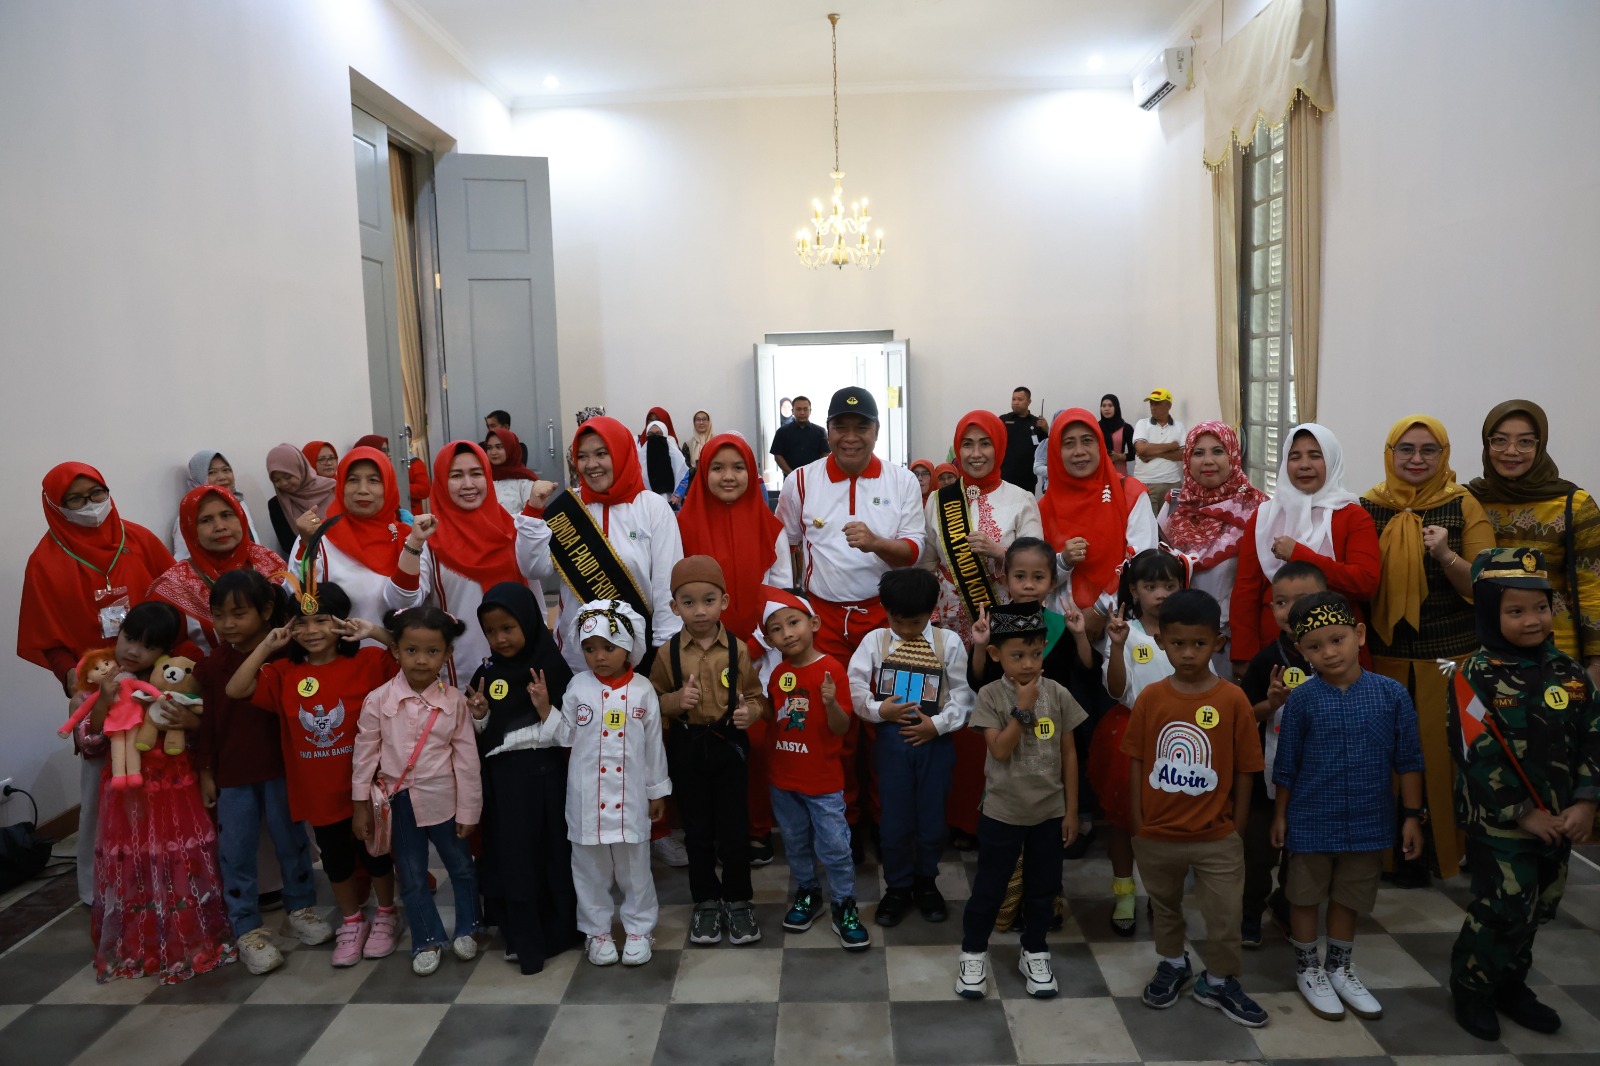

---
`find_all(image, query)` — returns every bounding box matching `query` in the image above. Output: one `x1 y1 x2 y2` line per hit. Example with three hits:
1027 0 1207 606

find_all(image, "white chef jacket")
847 623 974 736
777 456 925 604
383 515 553 687
553 671 672 845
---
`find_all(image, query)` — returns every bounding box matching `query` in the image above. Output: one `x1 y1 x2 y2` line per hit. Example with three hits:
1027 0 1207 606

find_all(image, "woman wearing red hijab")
353 433 431 506
388 441 553 684
484 428 543 515
302 441 339 479
548 416 684 672
909 459 936 504
18 462 177 907
1038 409 1159 619
636 406 678 446
148 486 285 656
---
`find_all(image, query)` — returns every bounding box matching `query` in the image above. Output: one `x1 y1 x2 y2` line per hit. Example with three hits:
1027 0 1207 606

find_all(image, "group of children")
64 532 1597 1043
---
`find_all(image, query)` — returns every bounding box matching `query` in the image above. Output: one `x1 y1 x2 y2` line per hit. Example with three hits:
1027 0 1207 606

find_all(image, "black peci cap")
827 386 880 423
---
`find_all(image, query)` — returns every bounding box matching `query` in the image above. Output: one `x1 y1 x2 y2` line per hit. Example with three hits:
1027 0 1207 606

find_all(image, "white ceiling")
398 0 1204 107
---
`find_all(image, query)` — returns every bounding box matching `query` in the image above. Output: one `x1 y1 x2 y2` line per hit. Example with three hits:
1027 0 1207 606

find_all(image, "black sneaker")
748 836 775 867
875 888 913 927
784 888 822 933
1495 982 1562 1034
1192 971 1268 1028
689 900 723 945
1240 912 1262 949
1453 986 1501 1041
1141 953 1192 1009
832 897 871 951
724 901 762 945
913 876 947 923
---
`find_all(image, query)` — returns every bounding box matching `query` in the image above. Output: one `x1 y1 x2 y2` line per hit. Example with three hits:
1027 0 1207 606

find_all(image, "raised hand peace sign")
466 677 490 719
528 668 551 714
1106 604 1131 647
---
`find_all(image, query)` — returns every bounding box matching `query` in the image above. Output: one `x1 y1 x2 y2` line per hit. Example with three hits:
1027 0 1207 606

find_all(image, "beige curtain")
388 145 428 467
1286 97 1322 422
1211 151 1242 427
1201 0 1332 168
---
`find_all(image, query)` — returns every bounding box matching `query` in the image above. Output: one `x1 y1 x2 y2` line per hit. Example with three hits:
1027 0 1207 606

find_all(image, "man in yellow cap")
1133 387 1185 513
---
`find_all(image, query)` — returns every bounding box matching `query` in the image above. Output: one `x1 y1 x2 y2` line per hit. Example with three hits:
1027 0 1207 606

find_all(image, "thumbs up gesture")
681 671 702 711
820 671 837 705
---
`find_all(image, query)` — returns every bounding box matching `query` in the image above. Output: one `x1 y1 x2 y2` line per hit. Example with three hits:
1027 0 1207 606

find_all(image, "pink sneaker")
364 906 400 959
331 915 370 968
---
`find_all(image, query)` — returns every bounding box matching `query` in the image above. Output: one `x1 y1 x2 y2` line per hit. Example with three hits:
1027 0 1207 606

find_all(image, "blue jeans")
875 724 954 889
770 787 854 903
390 789 480 953
216 777 316 936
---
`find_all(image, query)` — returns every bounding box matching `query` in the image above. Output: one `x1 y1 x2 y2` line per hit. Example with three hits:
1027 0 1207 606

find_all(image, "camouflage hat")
1470 547 1552 590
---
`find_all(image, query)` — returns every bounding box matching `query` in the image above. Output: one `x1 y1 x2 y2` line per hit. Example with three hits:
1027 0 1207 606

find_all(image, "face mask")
63 498 113 528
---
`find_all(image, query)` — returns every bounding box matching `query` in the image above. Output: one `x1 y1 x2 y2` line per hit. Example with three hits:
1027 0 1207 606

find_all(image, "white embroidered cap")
575 599 647 665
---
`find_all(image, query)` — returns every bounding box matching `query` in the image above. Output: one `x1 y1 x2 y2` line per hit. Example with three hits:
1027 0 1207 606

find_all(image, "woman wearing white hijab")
1228 424 1382 669
170 450 262 560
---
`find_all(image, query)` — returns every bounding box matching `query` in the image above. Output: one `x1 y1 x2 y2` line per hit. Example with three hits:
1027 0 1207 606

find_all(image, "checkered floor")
4 835 1600 1066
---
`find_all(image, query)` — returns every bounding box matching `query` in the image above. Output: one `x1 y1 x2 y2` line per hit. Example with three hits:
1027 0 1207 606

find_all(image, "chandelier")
795 13 884 269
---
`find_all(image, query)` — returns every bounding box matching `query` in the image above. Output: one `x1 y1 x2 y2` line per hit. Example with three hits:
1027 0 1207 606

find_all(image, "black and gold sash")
541 489 651 624
934 481 995 621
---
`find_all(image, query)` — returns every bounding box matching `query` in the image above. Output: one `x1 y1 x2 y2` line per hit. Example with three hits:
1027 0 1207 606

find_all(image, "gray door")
435 154 564 479
351 105 411 508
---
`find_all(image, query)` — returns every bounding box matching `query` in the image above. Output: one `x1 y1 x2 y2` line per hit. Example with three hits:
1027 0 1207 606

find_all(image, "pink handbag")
366 706 441 858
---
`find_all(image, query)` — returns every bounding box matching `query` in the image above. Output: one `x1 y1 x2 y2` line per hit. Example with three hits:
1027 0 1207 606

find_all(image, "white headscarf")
575 599 647 666
1253 423 1360 579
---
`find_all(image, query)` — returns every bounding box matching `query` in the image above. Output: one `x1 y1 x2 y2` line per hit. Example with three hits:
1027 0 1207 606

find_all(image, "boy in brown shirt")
650 556 770 946
1122 589 1267 1028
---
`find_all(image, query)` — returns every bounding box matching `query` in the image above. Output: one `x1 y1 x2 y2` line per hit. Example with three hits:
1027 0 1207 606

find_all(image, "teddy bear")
58 649 164 789
134 655 203 756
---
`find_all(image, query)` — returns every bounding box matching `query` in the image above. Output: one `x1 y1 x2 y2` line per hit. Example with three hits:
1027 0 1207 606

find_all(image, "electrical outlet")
0 778 12 797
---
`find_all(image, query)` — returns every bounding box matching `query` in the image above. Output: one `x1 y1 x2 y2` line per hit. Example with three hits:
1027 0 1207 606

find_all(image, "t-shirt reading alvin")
765 654 852 796
1120 677 1262 843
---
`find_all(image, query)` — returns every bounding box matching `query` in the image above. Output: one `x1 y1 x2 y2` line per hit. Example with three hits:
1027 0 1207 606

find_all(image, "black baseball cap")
827 386 880 423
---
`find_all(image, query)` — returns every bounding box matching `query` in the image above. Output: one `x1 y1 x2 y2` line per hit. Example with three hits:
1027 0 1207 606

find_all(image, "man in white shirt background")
1132 387 1185 513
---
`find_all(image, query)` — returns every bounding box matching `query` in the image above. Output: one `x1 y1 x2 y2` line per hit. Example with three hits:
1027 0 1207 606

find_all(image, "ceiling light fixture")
795 13 883 269
542 74 560 89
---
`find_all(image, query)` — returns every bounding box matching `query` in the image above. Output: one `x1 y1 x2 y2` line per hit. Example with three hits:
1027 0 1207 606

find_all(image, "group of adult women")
19 398 1600 896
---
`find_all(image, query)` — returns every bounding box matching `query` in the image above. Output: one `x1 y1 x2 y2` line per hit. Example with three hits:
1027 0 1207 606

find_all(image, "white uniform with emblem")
777 456 926 604
553 669 672 936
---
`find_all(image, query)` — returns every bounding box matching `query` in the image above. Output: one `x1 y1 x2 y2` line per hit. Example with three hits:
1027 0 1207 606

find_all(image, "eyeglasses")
1487 436 1540 454
1391 444 1443 460
61 487 110 510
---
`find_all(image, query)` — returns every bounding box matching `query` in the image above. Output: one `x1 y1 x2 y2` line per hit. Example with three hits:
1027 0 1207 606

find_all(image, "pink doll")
58 649 163 789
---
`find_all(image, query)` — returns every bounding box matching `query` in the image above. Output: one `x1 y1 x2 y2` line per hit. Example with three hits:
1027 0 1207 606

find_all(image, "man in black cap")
769 395 829 477
778 386 927 839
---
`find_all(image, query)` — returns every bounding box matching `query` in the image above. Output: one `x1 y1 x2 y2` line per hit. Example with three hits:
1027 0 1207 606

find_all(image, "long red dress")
92 748 235 984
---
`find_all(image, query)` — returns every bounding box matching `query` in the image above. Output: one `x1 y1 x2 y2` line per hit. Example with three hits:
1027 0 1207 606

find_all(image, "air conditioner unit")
1133 47 1191 110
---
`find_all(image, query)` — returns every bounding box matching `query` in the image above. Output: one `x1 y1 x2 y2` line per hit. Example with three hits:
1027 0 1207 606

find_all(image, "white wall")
1320 0 1600 489
0 0 510 822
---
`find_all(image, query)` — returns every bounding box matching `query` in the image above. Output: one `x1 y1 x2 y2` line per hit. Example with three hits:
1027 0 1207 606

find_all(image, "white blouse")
494 478 536 516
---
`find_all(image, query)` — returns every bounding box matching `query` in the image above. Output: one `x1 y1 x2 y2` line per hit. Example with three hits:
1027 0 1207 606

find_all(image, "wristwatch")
1010 706 1034 728
1400 806 1426 822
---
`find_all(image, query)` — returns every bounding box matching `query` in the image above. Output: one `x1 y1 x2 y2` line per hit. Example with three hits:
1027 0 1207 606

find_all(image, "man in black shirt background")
769 395 829 476
998 387 1049 492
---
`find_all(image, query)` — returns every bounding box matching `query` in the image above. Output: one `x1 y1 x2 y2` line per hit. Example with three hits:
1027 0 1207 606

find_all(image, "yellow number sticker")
1545 686 1570 711
1132 644 1154 665
1033 718 1055 741
297 678 319 698
720 668 730 688
1195 705 1219 730
1283 667 1307 689
604 708 625 729
778 672 798 693
489 679 510 701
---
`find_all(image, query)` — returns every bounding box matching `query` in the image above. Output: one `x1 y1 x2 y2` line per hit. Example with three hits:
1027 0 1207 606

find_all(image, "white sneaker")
587 934 619 966
621 933 654 966
1296 965 1346 1020
1328 964 1382 1019
412 946 442 976
286 906 333 946
452 934 479 962
238 927 284 975
652 835 689 868
955 951 989 999
1018 949 1059 998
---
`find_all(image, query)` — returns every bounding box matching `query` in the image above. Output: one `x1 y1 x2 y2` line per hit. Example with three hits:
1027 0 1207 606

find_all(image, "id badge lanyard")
51 526 131 637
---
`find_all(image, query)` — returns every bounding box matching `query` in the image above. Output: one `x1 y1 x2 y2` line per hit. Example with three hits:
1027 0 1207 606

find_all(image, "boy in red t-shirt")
759 586 868 951
1123 589 1268 1028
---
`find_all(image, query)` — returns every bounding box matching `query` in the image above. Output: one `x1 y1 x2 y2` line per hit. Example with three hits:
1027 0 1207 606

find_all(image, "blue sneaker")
1141 954 1193 1009
1192 971 1269 1027
784 888 821 933
831 896 871 951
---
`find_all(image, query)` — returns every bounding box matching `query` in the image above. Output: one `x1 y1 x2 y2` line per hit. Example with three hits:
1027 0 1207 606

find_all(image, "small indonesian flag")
1452 670 1488 759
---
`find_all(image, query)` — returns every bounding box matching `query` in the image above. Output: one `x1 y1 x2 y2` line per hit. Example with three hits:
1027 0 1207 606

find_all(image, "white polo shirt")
1133 417 1186 485
777 455 925 604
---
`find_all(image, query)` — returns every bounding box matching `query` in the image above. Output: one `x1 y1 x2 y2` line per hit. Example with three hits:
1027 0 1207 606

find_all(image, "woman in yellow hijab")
1361 415 1496 881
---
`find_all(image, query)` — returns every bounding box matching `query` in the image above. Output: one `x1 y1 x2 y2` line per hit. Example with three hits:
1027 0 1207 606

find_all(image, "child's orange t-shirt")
1120 677 1263 843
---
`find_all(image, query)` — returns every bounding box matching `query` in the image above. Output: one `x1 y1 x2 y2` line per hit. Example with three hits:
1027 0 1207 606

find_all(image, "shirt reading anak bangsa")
970 677 1087 826
764 654 852 796
1121 677 1262 842
252 647 398 826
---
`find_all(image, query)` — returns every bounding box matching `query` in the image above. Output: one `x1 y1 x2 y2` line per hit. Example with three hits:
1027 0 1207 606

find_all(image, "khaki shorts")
1284 850 1384 913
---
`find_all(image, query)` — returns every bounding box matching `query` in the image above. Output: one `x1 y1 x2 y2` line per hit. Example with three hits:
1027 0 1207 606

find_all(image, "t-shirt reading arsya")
765 654 851 796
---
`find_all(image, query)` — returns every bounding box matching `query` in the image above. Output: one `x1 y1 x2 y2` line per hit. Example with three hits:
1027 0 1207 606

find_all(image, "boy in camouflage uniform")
1447 547 1599 1041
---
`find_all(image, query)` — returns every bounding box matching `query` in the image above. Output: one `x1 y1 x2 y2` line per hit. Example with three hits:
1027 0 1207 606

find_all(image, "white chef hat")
576 599 647 665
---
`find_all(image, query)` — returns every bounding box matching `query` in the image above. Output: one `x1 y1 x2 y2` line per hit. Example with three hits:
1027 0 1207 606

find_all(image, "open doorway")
754 331 909 489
